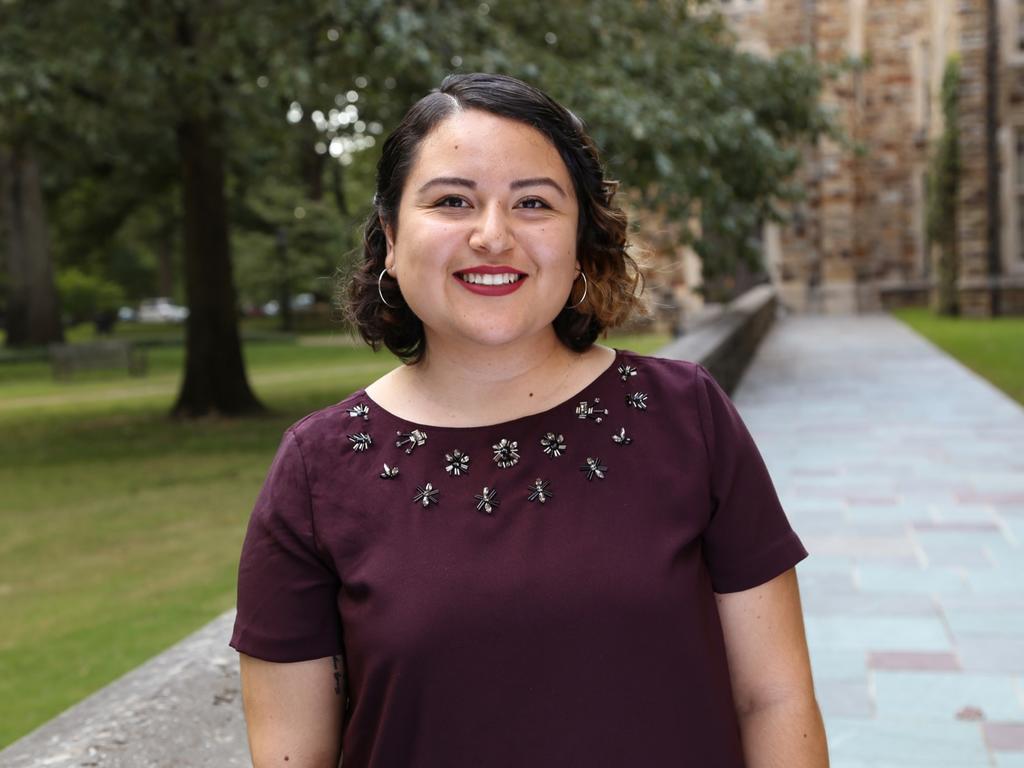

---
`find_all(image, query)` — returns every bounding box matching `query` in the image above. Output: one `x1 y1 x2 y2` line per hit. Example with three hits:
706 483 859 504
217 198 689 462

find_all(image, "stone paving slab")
736 312 1024 767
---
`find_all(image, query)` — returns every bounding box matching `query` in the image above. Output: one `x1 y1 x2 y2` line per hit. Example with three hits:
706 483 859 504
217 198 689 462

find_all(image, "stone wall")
721 0 1024 316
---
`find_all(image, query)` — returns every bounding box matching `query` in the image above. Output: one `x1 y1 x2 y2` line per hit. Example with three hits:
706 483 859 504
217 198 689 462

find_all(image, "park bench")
48 339 148 380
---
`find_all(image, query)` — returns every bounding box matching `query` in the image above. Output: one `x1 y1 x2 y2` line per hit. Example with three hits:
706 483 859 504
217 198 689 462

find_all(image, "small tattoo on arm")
332 655 343 695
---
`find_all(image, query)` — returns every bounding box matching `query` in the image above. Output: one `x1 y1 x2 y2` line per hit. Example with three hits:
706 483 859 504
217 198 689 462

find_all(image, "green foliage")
55 268 124 324
232 180 356 307
926 56 961 316
2 0 830 320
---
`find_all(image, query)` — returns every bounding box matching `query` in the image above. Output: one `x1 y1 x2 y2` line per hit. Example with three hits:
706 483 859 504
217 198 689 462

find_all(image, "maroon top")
230 349 808 767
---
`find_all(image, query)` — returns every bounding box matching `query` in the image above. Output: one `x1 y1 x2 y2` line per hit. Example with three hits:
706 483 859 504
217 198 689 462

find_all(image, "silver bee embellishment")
626 392 648 411
396 429 428 454
528 478 553 504
617 364 638 382
580 457 608 480
348 433 373 452
492 438 520 469
380 463 399 479
612 427 632 446
348 403 370 420
540 432 567 458
445 449 471 476
474 486 499 514
413 482 439 508
575 398 608 423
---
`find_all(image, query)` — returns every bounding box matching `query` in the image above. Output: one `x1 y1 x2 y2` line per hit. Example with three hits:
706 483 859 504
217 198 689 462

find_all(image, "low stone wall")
0 612 249 767
0 284 779 767
659 283 779 394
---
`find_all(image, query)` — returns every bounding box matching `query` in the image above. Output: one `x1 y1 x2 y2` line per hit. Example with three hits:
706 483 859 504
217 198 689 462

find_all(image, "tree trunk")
300 116 325 201
276 227 294 333
171 112 263 418
0 141 64 347
156 212 176 298
332 162 348 215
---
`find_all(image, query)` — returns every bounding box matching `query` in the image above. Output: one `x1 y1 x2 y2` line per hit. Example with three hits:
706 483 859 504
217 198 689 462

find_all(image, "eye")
518 197 550 210
435 195 470 208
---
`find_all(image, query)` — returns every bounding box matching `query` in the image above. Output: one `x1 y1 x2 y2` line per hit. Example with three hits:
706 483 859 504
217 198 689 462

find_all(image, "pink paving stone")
867 651 961 671
983 722 1024 751
957 706 985 722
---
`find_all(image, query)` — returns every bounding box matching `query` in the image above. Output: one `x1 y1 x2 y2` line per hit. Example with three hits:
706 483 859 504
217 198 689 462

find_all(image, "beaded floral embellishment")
580 457 607 480
492 438 520 469
413 482 439 507
396 429 428 454
540 432 567 458
445 449 470 477
474 486 499 514
612 427 632 446
348 403 370 420
575 398 608 423
528 478 553 504
617 364 638 382
348 433 373 452
380 463 399 479
626 392 648 411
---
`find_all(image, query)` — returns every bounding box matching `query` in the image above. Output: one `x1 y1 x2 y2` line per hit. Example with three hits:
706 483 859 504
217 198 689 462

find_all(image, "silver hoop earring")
378 267 401 309
567 271 588 310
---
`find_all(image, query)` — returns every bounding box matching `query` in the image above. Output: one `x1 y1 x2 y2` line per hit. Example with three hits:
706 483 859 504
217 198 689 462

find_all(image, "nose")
468 203 514 254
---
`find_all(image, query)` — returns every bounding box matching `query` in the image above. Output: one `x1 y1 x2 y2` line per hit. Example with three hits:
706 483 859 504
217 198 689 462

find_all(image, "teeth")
459 273 523 286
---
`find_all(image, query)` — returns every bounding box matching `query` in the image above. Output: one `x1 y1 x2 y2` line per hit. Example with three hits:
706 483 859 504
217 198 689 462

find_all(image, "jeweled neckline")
353 347 626 433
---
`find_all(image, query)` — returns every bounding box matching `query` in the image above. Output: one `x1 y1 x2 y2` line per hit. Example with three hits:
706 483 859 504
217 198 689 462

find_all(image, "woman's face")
384 109 580 355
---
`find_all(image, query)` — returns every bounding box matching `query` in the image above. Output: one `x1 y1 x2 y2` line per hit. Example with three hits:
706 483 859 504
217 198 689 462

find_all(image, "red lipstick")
454 265 528 297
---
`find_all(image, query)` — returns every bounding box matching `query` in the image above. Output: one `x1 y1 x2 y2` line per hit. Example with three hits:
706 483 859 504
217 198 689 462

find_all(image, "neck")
407 329 581 420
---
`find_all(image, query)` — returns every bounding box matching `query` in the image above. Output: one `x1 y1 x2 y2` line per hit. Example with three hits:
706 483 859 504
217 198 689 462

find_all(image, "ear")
383 223 396 272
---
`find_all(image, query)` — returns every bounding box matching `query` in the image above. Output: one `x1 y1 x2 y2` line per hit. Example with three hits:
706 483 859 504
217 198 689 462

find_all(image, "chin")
453 321 558 349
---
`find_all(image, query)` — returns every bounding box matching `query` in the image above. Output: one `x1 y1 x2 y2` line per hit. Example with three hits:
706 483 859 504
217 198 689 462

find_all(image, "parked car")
137 297 188 323
260 294 318 317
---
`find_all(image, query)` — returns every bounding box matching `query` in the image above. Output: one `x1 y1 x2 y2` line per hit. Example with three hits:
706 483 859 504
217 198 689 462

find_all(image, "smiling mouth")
456 272 525 286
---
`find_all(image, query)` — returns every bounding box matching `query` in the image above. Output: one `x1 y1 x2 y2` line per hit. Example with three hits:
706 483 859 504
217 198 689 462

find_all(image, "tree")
0 2 67 346
3 0 828 411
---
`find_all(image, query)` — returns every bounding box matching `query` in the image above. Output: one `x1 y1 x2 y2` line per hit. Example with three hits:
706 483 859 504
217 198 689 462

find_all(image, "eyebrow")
416 176 568 198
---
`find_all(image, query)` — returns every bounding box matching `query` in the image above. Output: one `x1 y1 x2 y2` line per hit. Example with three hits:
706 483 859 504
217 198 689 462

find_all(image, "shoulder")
284 390 368 458
615 349 706 394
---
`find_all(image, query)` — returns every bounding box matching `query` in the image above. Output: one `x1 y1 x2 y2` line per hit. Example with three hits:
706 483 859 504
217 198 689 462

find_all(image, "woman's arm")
239 653 345 768
716 568 829 768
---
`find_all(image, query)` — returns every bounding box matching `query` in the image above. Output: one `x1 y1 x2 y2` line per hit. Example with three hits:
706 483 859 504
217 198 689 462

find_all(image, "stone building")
716 0 1024 316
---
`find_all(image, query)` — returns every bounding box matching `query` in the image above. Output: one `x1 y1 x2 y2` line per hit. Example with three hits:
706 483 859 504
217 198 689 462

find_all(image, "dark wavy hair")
343 72 645 363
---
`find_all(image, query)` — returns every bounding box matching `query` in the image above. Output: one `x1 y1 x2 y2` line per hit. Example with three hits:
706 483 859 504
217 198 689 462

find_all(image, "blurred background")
1 0 1022 753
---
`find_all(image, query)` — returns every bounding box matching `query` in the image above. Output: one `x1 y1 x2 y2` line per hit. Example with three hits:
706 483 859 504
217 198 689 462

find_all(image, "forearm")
736 696 829 768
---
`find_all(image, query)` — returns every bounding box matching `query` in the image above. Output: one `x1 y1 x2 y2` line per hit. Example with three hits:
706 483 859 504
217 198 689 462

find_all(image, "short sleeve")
229 427 343 662
694 364 808 593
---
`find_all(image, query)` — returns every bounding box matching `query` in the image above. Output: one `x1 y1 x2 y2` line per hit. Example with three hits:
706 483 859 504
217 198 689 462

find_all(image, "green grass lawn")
890 307 1024 406
0 330 668 748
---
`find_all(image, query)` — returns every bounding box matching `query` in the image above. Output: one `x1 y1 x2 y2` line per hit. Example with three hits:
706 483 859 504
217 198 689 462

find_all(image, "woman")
231 72 828 767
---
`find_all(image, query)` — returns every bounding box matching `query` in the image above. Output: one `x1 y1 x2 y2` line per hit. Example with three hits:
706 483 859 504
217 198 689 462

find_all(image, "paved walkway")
734 312 1024 768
